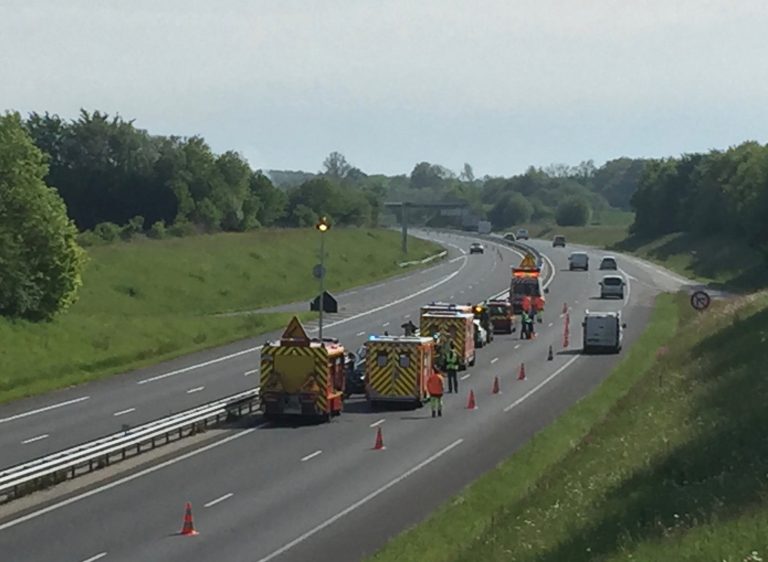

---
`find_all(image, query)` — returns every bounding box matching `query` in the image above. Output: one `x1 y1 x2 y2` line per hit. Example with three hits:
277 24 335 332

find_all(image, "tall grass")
0 229 441 402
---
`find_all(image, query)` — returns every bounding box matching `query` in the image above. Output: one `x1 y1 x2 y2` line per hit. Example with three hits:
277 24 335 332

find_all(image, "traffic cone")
518 363 526 380
492 376 500 394
179 502 199 536
547 345 554 361
466 389 477 409
562 303 568 314
373 427 385 450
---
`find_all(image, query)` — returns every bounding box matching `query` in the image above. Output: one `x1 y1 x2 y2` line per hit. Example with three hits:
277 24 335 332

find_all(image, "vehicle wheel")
469 355 476 367
569 265 574 271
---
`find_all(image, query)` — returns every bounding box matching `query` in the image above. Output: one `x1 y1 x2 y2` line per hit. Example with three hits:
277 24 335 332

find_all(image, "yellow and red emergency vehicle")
260 316 346 421
419 307 476 370
510 253 546 315
364 335 435 408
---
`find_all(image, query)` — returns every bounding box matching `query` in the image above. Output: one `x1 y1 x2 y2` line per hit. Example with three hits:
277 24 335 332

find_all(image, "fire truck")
260 316 346 422
510 253 546 315
486 299 515 334
364 335 435 408
419 308 476 370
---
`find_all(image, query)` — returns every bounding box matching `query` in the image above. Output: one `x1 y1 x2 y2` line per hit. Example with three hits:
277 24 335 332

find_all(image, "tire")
469 354 476 367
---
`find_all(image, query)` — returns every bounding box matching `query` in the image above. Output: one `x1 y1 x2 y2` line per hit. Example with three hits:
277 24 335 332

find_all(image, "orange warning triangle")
281 316 309 342
520 254 537 269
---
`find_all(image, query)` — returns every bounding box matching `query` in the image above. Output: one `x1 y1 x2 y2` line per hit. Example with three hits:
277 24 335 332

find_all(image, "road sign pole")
401 203 408 255
319 231 325 340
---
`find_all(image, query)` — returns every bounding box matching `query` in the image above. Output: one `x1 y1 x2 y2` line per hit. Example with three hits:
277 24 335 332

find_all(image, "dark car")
344 356 366 398
469 242 485 254
552 235 566 247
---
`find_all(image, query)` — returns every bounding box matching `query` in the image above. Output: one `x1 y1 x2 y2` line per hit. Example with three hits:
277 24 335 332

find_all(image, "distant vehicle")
487 299 515 334
503 232 517 242
599 256 618 270
473 319 490 348
582 310 626 354
552 235 566 247
516 228 529 240
599 275 626 299
344 355 366 398
477 220 492 235
469 242 485 254
568 252 589 271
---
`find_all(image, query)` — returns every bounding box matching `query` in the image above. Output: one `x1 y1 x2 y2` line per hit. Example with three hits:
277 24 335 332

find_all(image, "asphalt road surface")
0 234 692 562
0 231 517 469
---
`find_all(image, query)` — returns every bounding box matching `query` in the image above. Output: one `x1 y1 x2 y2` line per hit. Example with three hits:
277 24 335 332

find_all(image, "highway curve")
0 234 691 562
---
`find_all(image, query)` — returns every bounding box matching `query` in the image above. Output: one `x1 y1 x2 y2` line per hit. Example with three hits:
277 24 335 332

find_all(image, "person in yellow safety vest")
445 347 459 393
426 368 445 417
521 310 533 339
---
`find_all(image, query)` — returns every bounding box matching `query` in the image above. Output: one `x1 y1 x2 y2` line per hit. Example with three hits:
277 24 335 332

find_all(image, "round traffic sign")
312 264 325 279
690 290 711 311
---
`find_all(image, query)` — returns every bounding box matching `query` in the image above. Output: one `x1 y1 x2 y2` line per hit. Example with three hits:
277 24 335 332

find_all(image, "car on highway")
599 256 618 270
582 310 626 353
469 242 485 254
552 235 566 247
473 319 490 348
599 275 626 299
516 228 529 240
568 251 589 271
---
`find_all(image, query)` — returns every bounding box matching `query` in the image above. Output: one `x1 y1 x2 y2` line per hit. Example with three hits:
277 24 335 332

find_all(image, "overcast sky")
2 0 767 177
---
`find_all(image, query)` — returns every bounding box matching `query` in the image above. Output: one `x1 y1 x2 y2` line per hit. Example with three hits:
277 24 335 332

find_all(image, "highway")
0 231 515 469
0 233 693 562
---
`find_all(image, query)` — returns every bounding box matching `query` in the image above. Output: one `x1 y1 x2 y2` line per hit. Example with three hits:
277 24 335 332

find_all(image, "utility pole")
315 216 330 340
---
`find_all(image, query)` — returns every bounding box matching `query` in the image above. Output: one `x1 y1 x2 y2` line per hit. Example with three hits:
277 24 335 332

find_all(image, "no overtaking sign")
690 290 711 311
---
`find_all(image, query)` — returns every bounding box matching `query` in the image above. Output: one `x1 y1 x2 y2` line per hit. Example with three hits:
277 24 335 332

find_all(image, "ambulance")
364 335 435 408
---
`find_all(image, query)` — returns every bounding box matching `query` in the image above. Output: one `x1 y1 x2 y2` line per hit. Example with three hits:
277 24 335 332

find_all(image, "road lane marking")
81 553 107 562
548 322 554 327
21 434 49 444
301 450 323 462
186 386 205 394
113 408 135 417
346 290 358 295
449 295 455 299
244 369 258 376
0 396 90 425
256 439 465 562
490 357 499 364
514 344 521 349
404 314 410 319
382 322 390 327
460 374 471 380
139 250 471 385
356 331 366 336
369 419 385 428
0 425 261 532
504 356 580 412
204 493 234 508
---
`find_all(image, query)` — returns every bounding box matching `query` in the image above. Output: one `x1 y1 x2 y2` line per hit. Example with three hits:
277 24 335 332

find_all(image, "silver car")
599 256 618 270
599 275 626 299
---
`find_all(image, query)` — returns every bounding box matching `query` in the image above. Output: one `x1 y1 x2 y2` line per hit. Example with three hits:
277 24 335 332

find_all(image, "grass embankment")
372 291 768 562
0 229 441 403
521 209 635 248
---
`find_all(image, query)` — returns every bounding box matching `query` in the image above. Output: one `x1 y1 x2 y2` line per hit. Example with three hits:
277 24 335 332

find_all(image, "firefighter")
427 368 445 417
521 310 532 339
445 347 459 393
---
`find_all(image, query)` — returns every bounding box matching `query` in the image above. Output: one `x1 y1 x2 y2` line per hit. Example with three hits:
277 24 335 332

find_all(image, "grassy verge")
518 210 635 248
0 229 441 403
369 292 681 562
372 290 768 562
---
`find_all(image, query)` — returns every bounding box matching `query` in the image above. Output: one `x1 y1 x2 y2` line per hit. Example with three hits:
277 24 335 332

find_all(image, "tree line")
629 142 768 261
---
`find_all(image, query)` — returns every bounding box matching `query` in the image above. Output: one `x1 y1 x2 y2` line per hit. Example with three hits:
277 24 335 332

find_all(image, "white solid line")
404 314 411 319
186 386 204 394
244 369 259 376
382 322 390 327
112 408 135 417
0 426 260 532
346 290 358 295
368 283 385 290
356 331 366 336
0 396 90 425
460 374 471 380
504 356 580 412
81 553 107 562
490 357 499 364
256 439 464 562
369 418 385 428
21 434 49 444
449 256 464 264
138 250 469 384
301 450 323 462
514 344 521 349
449 295 455 299
548 322 554 327
204 492 234 508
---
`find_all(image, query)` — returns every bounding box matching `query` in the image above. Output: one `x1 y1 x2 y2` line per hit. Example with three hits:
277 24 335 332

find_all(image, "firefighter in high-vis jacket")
426 368 445 417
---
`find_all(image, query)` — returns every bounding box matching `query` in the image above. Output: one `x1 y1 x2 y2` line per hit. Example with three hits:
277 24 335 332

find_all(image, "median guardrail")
0 389 259 503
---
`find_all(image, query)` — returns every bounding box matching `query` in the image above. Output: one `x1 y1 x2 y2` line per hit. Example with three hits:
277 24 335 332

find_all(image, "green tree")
488 192 533 228
556 196 591 226
0 112 86 320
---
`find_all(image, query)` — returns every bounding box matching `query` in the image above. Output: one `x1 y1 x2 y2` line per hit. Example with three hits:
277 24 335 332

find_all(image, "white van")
568 252 589 271
582 310 626 353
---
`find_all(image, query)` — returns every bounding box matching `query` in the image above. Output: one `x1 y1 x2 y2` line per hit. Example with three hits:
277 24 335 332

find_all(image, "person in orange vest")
533 295 545 314
521 295 532 314
426 368 445 418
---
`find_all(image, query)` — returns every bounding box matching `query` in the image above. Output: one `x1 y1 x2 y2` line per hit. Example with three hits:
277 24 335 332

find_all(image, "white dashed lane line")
369 419 386 428
301 450 323 462
21 434 49 445
244 369 258 376
460 374 471 380
0 396 90 425
81 553 107 562
186 386 205 394
356 331 365 336
490 357 499 364
113 408 135 417
204 493 234 508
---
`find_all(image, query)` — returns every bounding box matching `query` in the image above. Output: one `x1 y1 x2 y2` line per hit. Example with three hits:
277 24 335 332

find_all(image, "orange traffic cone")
562 303 568 314
492 376 500 394
466 389 477 409
179 502 199 536
373 427 385 450
517 363 526 381
547 345 554 361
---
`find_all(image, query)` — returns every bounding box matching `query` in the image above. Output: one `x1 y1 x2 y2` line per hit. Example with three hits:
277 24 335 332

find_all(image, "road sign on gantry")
690 290 711 311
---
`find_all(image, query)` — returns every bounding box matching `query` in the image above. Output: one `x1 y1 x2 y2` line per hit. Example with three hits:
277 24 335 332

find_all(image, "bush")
148 220 167 239
556 196 591 226
120 215 145 240
168 220 197 238
93 222 122 242
77 230 104 247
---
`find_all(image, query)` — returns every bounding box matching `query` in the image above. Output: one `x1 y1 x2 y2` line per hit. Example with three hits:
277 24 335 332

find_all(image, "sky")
1 0 767 177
